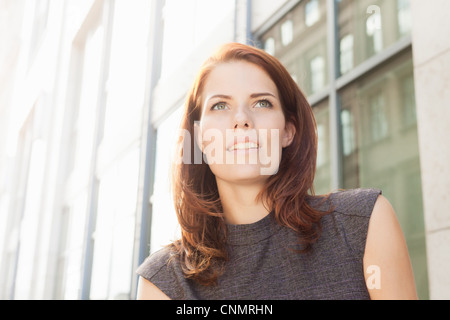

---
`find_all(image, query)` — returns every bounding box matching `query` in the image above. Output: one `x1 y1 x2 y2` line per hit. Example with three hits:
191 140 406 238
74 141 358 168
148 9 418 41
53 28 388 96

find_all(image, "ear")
281 121 296 148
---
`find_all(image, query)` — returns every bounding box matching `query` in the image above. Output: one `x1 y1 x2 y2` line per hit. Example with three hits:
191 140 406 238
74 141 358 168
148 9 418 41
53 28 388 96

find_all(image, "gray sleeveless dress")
136 188 381 300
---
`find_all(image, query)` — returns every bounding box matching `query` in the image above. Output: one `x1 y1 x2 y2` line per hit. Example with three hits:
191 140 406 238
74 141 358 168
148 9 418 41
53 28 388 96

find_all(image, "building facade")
0 0 449 300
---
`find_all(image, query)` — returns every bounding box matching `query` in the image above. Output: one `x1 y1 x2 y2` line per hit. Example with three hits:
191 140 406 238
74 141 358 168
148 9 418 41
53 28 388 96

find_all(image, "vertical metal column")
233 0 253 44
80 0 115 300
130 0 165 299
246 0 253 44
326 0 343 191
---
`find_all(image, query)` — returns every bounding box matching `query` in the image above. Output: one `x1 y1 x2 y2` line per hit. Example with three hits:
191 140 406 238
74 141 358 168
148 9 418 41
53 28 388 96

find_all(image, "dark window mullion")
326 0 343 190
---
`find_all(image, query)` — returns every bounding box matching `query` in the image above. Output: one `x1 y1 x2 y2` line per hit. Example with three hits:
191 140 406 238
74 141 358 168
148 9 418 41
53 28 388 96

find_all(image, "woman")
136 43 417 300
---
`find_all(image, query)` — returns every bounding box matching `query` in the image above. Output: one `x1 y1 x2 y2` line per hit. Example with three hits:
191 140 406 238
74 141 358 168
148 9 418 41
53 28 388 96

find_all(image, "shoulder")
136 246 181 300
313 188 382 260
328 188 382 217
136 276 171 300
136 246 177 282
364 194 418 299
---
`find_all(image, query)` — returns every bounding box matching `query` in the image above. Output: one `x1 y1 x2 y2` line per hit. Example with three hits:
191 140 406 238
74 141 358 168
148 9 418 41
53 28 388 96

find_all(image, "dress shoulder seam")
333 208 373 219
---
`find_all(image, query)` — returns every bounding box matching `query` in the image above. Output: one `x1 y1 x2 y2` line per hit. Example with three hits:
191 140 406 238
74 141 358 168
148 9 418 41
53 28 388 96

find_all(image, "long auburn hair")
170 42 330 286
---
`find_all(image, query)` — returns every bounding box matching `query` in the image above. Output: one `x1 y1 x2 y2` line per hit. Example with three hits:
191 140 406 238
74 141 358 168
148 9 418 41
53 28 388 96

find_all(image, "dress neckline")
226 211 283 246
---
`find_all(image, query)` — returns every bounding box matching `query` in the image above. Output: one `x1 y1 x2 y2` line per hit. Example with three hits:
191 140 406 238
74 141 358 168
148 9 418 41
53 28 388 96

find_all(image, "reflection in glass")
264 37 275 56
397 0 412 36
369 91 388 142
341 109 355 156
340 34 354 75
305 0 320 27
339 52 429 299
317 124 326 167
312 100 331 195
366 7 383 54
337 0 412 75
310 55 325 94
402 74 416 127
281 20 293 46
260 0 327 97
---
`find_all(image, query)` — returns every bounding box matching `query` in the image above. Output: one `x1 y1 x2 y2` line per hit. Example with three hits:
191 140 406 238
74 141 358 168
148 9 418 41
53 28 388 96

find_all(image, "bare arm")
363 195 418 300
136 276 171 300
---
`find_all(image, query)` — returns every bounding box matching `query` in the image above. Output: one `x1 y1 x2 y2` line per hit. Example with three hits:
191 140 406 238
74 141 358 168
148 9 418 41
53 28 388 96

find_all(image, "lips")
227 141 260 152
226 134 260 152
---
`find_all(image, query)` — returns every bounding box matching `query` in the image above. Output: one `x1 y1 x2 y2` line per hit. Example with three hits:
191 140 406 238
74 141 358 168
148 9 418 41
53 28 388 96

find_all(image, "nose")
233 106 253 130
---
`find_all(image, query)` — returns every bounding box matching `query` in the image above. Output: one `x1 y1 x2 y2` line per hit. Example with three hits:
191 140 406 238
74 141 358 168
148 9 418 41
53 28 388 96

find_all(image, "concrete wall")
411 0 450 299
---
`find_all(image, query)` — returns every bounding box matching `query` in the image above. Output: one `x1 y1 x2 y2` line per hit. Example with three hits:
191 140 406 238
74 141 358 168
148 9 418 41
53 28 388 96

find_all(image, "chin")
210 163 278 184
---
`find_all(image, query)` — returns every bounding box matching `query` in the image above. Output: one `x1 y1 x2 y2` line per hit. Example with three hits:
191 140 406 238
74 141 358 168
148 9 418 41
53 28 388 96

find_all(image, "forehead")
202 61 278 99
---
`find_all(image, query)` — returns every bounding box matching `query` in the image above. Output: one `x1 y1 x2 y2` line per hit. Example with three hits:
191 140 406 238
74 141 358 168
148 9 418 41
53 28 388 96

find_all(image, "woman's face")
196 60 295 185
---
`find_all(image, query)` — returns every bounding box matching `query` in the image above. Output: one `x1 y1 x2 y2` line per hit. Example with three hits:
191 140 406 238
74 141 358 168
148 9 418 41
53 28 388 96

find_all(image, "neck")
215 178 270 225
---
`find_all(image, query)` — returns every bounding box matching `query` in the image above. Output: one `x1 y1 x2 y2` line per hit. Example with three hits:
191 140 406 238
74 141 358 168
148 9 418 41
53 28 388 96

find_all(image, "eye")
255 99 273 108
211 102 228 111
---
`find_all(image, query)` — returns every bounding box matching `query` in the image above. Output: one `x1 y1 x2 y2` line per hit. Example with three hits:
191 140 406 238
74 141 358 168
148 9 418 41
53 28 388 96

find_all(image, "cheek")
198 118 228 164
200 114 231 134
258 115 286 144
258 111 286 129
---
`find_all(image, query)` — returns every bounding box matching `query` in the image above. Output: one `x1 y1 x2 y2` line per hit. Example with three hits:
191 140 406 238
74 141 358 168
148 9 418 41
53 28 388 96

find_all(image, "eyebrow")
206 92 277 102
207 94 232 101
251 92 277 99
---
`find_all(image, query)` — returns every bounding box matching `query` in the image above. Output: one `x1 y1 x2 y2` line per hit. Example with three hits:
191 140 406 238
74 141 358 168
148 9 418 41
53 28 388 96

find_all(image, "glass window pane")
341 109 355 156
260 0 328 97
339 51 429 299
62 192 89 299
305 0 320 27
310 55 325 94
402 74 416 126
88 0 152 299
264 37 275 56
313 100 331 195
369 91 388 142
57 21 104 300
365 7 383 54
397 0 412 36
13 140 47 299
281 20 293 46
150 107 183 254
161 0 235 79
90 148 140 300
337 0 412 76
340 34 354 75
